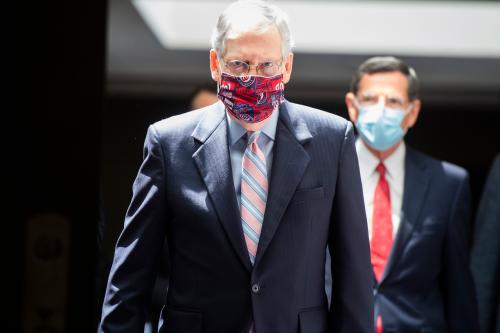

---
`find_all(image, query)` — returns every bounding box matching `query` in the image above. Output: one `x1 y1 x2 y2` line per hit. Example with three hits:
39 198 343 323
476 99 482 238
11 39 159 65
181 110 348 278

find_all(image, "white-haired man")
99 1 373 332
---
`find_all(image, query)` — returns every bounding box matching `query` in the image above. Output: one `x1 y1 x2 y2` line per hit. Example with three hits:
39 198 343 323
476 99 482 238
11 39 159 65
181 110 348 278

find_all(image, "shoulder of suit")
285 101 351 133
408 147 469 181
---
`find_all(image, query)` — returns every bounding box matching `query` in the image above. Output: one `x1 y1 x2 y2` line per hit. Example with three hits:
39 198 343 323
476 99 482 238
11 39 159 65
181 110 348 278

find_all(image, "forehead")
358 71 409 97
223 25 282 60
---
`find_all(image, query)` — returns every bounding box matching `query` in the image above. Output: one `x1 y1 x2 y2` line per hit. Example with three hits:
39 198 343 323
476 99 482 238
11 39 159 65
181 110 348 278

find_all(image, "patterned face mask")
217 72 285 123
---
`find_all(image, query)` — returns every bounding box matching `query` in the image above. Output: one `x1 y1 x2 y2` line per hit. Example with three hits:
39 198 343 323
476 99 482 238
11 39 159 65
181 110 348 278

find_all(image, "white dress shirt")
356 139 406 240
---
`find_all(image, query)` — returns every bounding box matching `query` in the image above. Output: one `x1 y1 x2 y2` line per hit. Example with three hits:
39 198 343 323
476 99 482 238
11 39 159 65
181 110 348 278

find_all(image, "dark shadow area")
21 0 106 331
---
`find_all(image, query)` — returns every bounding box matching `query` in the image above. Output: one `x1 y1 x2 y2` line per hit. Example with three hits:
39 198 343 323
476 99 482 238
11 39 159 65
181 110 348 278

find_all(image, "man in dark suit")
99 1 373 332
343 56 479 332
471 154 500 333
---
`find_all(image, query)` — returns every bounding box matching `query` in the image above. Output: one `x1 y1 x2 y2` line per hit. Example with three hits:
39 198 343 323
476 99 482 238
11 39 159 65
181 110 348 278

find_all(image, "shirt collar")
226 106 279 146
383 141 405 180
356 139 380 180
356 139 406 179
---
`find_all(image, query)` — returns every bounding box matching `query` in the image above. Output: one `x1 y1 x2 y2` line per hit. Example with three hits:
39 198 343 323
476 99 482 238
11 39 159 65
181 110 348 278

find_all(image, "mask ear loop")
399 102 415 136
216 55 227 81
216 57 225 96
404 102 414 114
352 96 361 110
216 56 220 94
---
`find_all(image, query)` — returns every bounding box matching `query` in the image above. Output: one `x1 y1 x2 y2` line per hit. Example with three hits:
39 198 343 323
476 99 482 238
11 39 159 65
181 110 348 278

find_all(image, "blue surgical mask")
355 100 410 151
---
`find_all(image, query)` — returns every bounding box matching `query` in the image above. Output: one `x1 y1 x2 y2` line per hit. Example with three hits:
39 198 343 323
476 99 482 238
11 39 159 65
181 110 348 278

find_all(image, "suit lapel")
380 147 429 284
192 102 252 271
254 102 312 267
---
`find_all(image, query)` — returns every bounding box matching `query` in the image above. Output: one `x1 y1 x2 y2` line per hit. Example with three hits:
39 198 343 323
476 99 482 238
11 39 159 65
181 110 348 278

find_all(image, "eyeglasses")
220 58 284 77
356 93 408 109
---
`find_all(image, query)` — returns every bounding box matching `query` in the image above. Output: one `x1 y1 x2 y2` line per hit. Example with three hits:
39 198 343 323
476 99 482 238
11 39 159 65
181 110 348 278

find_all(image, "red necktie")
376 315 383 333
371 163 393 282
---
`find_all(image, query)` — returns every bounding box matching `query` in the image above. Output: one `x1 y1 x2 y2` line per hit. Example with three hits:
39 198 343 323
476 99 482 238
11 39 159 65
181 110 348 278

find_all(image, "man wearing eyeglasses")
343 56 479 332
100 1 373 332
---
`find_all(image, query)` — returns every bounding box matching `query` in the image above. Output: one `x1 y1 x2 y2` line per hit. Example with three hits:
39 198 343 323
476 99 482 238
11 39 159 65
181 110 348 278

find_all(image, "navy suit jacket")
373 147 479 332
471 154 500 333
99 101 374 333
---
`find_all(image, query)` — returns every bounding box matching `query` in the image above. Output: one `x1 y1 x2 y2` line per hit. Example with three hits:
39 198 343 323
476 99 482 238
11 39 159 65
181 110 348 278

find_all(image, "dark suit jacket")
471 154 500 333
373 147 479 332
99 101 374 333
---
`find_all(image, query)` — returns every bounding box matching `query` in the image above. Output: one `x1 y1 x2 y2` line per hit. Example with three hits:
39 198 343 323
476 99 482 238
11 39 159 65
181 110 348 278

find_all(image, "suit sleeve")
99 125 168 332
329 122 374 332
441 171 479 333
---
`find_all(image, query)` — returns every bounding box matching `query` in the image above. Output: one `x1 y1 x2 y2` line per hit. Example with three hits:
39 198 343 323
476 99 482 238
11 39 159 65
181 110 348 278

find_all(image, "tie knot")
247 131 260 147
376 162 386 176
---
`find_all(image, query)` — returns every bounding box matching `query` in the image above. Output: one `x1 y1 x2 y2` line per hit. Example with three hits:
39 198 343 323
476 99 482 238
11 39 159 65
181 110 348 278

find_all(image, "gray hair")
350 56 420 101
211 0 294 57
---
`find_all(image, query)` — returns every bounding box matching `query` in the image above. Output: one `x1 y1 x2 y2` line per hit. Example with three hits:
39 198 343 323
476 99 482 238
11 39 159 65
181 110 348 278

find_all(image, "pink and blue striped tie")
240 132 268 265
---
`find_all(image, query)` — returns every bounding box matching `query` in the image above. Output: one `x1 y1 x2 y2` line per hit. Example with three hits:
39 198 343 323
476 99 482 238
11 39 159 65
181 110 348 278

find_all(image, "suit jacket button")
252 283 260 294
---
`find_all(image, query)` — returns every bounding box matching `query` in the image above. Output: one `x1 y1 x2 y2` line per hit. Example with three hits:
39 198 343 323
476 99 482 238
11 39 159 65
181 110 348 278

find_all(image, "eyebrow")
360 92 404 99
226 58 279 63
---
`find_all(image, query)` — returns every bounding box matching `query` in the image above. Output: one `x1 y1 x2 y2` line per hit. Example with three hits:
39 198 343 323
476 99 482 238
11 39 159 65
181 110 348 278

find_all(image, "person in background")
99 1 373 332
188 83 218 110
471 153 500 333
342 56 478 332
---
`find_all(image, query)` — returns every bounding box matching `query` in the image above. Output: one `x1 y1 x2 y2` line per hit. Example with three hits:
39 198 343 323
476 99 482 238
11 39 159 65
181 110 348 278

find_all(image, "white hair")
211 0 295 57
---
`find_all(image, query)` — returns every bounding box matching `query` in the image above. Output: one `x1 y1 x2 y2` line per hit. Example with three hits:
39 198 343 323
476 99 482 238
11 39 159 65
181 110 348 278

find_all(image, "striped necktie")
240 132 268 265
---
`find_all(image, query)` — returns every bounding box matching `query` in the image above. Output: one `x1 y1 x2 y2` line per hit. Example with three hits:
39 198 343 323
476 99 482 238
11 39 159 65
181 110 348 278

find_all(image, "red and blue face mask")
217 72 285 123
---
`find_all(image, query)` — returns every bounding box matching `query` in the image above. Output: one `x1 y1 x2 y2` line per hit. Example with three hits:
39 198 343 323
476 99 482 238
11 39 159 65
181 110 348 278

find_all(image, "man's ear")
283 52 294 84
345 92 359 123
402 99 421 130
209 49 221 82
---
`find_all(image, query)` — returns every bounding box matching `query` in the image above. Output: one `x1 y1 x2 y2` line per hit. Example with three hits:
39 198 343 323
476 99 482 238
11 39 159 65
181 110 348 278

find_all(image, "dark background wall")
21 0 105 332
